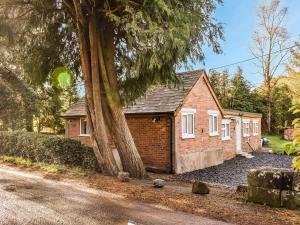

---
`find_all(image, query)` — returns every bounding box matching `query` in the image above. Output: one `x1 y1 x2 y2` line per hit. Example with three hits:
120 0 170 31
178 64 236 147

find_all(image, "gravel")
176 152 293 187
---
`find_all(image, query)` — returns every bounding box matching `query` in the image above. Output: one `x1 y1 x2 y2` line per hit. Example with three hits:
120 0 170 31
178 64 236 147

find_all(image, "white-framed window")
181 108 196 139
208 110 219 136
222 119 231 140
80 118 90 136
253 120 259 136
243 119 250 137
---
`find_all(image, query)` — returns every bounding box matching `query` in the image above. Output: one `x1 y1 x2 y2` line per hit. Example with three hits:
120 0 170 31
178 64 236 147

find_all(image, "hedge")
0 131 99 170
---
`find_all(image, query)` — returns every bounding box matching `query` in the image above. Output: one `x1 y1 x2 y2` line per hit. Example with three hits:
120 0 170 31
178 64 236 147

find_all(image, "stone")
281 171 294 190
247 168 282 189
192 181 210 195
247 186 281 208
153 179 166 188
292 172 300 192
236 184 248 193
281 190 300 210
117 172 130 182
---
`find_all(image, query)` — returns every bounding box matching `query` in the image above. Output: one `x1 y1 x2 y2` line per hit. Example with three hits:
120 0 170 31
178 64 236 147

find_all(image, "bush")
0 131 99 170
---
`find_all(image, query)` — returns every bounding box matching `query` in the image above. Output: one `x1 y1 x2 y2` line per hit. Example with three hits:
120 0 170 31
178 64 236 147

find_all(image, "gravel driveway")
177 152 293 187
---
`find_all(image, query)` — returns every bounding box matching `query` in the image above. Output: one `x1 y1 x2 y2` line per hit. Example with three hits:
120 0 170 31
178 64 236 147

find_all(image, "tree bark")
73 1 119 176
96 22 145 178
265 79 272 134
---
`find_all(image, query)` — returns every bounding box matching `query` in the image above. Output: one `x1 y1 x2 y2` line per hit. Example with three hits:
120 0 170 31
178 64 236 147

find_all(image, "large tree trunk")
96 19 145 178
265 81 272 134
73 2 145 177
73 2 119 176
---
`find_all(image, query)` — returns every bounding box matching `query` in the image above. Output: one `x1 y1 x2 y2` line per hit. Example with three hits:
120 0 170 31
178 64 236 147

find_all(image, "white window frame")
243 119 250 137
181 108 196 139
80 118 90 136
222 119 231 141
208 110 219 136
253 120 259 136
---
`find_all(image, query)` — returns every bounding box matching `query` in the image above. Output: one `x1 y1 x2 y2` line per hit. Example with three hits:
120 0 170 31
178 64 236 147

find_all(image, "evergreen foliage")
0 131 98 170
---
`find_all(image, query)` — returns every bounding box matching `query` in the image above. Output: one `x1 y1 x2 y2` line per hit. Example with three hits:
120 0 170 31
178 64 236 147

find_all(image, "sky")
191 0 300 86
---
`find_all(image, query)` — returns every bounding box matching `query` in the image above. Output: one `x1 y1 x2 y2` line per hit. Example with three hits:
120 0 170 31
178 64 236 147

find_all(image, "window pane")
182 115 187 134
226 124 230 137
213 116 218 132
187 114 194 134
209 115 213 133
81 119 87 134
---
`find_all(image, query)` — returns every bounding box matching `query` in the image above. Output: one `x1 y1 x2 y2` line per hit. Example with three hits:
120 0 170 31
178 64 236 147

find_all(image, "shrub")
0 131 99 170
284 132 300 172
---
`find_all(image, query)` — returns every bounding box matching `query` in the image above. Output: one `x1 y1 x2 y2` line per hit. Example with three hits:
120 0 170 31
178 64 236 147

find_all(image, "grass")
0 155 88 175
263 135 291 154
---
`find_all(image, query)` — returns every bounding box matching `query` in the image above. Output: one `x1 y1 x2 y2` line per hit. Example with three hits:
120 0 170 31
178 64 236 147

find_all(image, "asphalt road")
0 167 230 225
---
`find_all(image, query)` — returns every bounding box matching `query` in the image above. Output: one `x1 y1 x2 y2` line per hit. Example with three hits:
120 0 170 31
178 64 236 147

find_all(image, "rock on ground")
117 172 130 182
153 179 166 188
192 181 210 194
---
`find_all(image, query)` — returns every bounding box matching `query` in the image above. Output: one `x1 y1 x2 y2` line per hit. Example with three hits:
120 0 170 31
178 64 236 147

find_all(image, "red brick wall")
222 119 236 160
65 118 92 147
241 117 262 152
126 115 171 171
174 77 227 173
65 115 171 171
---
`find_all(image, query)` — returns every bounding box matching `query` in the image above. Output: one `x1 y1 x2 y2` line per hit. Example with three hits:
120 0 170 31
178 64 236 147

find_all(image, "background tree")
208 69 230 107
0 1 79 133
0 67 37 131
250 0 289 133
285 42 300 127
270 82 293 134
228 66 256 111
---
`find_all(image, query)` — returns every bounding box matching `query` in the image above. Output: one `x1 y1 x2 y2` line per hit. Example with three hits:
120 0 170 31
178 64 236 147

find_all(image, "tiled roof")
224 109 262 117
63 98 86 117
63 70 204 117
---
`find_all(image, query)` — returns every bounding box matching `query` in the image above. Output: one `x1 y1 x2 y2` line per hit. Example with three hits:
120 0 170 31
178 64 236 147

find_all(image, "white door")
236 117 242 154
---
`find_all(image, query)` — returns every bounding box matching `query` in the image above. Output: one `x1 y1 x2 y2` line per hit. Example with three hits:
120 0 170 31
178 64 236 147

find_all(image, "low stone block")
117 172 130 182
292 172 300 192
153 179 166 188
247 186 281 207
247 168 282 189
192 181 210 195
281 190 300 210
281 171 294 190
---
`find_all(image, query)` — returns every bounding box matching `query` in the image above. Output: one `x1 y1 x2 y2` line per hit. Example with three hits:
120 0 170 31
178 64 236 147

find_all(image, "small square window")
182 108 195 139
80 118 90 136
222 119 230 140
253 121 259 136
243 120 250 137
208 110 219 136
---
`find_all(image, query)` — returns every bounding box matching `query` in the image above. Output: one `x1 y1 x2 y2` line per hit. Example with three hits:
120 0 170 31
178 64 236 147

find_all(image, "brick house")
63 70 262 174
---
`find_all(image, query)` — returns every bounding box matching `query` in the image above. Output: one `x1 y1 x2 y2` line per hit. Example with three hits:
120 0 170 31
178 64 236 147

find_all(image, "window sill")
222 137 231 141
79 134 91 137
209 133 219 137
253 134 259 136
182 134 195 139
243 134 250 137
